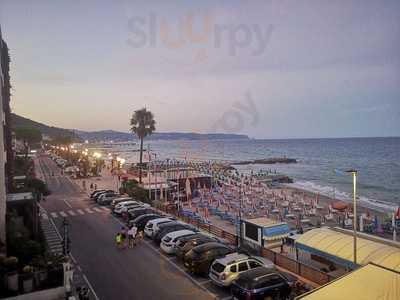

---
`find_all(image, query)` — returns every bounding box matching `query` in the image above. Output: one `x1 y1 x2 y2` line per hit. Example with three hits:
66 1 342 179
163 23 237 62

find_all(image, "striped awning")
263 233 289 241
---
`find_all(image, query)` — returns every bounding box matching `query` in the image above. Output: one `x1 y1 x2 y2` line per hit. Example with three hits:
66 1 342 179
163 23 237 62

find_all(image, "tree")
14 127 42 158
130 108 156 183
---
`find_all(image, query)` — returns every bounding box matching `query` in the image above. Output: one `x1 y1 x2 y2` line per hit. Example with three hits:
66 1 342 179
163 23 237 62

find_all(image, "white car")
160 230 196 254
114 202 150 215
113 200 140 211
144 218 174 238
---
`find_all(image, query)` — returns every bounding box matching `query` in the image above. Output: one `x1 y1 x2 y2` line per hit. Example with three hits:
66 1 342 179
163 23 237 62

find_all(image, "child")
115 232 122 249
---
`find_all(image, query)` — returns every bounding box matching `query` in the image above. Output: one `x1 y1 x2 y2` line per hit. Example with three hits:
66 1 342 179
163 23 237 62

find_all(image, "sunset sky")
1 0 399 138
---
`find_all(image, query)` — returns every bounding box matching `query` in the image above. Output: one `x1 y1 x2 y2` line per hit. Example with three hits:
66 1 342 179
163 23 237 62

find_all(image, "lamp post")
346 169 358 265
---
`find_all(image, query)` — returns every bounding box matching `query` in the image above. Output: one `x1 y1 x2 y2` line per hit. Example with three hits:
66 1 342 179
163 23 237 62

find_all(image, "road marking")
85 208 94 214
199 279 212 285
100 207 110 211
59 211 67 217
83 274 100 300
64 199 73 208
142 239 218 299
77 209 85 215
93 207 102 213
68 210 76 216
50 212 58 218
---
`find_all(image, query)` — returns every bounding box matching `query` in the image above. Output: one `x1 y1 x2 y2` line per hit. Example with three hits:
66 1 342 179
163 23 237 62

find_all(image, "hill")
74 130 249 142
11 113 80 140
11 113 249 142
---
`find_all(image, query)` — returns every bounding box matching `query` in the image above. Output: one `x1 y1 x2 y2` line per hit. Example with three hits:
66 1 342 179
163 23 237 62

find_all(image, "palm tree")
130 108 156 183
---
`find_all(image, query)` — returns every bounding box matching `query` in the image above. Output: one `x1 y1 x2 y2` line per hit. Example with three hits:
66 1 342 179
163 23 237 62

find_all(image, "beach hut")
240 217 290 250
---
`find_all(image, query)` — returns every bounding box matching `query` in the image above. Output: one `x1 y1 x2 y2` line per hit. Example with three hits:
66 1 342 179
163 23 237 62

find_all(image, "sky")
0 0 399 139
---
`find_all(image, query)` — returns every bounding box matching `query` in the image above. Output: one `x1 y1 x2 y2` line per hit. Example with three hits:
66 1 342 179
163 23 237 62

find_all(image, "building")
294 227 400 272
241 217 290 250
0 26 6 249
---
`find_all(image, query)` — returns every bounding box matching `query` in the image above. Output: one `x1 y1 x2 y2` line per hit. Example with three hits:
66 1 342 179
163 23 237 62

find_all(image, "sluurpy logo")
127 12 274 65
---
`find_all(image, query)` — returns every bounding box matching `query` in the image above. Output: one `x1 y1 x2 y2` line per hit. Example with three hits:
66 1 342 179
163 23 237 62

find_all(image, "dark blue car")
231 267 294 300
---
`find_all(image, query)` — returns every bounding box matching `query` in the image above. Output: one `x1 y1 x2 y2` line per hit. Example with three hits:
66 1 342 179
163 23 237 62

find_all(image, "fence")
161 205 334 286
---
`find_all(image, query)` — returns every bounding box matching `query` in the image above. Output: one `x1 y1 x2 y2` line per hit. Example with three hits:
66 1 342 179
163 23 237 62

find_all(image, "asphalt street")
39 156 220 300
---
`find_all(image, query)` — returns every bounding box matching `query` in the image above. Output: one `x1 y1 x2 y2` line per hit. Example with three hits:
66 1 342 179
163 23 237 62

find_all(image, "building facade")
0 26 6 248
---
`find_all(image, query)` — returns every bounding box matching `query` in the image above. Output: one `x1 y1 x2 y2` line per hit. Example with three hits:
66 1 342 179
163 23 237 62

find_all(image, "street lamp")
346 169 358 265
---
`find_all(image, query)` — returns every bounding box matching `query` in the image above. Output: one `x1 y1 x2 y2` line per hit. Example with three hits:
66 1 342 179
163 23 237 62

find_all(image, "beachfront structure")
0 27 7 249
295 263 400 300
294 227 400 272
241 217 290 250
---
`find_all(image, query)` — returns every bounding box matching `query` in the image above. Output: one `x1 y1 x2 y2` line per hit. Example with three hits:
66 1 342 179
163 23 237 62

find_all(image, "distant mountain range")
11 113 250 142
74 130 249 142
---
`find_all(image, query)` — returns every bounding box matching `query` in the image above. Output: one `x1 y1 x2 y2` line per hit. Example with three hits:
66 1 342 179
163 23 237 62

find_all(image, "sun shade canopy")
296 263 400 300
295 228 400 271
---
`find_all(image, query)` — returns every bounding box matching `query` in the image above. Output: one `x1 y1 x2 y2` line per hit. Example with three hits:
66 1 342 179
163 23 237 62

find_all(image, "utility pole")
346 169 358 265
62 217 70 255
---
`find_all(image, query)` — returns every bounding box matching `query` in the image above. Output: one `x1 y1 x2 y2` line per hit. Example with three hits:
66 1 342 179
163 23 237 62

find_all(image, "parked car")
160 230 196 254
153 222 198 245
144 218 175 238
129 214 161 231
184 242 234 275
89 189 106 198
93 190 115 202
175 234 219 261
113 201 147 215
127 208 156 221
230 267 295 300
110 197 133 209
97 192 120 205
209 253 274 287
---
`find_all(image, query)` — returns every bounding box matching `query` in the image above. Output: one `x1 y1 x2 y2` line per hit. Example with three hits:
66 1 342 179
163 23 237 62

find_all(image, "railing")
160 205 334 286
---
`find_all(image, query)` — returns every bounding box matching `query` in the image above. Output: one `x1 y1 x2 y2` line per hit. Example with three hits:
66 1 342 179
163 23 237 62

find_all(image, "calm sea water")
120 137 400 213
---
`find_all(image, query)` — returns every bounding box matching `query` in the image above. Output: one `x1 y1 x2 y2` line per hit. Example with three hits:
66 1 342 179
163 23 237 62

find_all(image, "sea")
116 137 400 213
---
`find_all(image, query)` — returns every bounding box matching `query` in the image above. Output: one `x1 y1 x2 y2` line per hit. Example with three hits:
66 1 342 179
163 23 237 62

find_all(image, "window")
230 265 237 273
238 262 248 272
245 223 258 241
249 260 261 269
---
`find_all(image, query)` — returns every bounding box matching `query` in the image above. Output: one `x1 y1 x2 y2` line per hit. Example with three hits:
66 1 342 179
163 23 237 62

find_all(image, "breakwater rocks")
232 158 297 165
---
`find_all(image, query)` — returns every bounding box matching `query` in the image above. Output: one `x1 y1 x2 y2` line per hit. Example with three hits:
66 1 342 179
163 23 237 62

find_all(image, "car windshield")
212 263 225 273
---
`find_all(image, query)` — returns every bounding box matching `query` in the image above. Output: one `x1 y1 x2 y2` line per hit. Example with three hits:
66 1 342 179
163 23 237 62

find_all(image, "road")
38 156 218 300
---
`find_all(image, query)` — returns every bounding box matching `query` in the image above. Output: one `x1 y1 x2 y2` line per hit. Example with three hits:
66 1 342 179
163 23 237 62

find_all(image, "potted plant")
21 265 34 293
4 256 18 292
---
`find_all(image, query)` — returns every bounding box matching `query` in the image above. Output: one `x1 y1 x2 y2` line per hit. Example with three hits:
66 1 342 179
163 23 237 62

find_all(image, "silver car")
209 253 274 287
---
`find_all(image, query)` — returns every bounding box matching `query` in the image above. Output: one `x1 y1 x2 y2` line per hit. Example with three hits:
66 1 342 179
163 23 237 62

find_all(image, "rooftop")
296 263 400 300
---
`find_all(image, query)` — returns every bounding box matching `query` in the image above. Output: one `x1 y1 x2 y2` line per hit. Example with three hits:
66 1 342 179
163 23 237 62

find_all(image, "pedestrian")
115 232 122 249
94 184 97 190
128 225 137 248
90 183 93 190
121 227 127 249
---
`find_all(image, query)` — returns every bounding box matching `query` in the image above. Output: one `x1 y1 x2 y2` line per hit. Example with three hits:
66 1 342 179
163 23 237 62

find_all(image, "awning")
296 263 400 300
295 227 400 271
263 233 289 241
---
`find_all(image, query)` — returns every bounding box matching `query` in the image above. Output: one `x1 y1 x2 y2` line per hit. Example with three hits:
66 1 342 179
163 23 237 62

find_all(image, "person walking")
128 225 137 248
115 232 122 249
120 227 127 249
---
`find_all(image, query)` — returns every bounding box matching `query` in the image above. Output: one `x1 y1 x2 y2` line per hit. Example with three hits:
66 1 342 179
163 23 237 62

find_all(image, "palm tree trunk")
139 137 144 183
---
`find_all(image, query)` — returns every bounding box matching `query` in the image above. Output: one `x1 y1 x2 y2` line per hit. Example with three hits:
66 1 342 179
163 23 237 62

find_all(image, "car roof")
134 214 159 221
215 253 249 265
238 266 277 282
149 218 173 225
164 230 195 239
193 242 228 252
